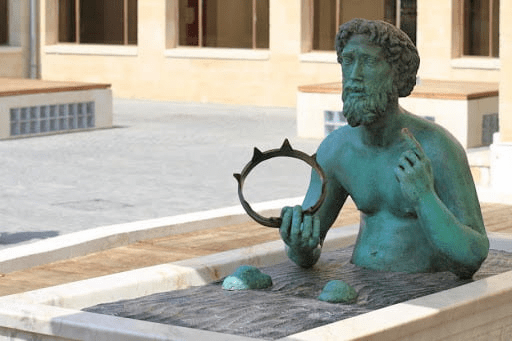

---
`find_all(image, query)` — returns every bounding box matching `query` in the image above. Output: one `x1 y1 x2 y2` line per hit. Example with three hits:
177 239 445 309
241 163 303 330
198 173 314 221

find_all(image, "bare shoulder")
403 112 466 164
404 111 478 203
403 111 485 234
315 125 357 166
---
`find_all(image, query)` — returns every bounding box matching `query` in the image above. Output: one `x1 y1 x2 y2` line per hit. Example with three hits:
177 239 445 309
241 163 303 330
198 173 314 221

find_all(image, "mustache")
342 84 368 100
343 85 365 93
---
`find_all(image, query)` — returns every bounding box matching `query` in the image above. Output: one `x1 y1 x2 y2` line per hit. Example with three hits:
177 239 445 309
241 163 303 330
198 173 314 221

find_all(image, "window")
463 0 499 57
58 0 137 45
0 0 7 45
312 0 416 51
179 0 269 49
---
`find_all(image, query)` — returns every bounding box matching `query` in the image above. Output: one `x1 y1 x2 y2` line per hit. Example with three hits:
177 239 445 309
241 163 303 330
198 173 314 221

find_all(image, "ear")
397 74 417 98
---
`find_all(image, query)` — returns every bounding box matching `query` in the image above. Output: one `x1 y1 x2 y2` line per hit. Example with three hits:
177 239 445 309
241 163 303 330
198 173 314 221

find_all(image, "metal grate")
10 102 95 137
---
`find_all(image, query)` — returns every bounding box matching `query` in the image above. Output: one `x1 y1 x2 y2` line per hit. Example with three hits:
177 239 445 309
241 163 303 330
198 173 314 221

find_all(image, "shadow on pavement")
0 231 59 245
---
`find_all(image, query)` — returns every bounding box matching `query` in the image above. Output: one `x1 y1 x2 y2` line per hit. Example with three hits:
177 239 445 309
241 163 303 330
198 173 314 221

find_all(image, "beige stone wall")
0 49 25 77
499 0 512 142
39 0 507 107
417 0 500 83
0 0 31 78
40 0 341 107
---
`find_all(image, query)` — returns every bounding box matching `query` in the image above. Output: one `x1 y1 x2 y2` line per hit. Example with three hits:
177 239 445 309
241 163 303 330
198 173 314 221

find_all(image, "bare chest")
336 147 417 218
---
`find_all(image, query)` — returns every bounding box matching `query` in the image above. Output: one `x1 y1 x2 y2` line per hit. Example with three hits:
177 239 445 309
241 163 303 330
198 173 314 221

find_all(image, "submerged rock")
317 280 358 303
222 265 273 290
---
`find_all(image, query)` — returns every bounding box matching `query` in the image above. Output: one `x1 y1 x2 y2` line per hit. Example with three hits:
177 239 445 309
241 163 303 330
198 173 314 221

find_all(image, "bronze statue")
280 19 489 279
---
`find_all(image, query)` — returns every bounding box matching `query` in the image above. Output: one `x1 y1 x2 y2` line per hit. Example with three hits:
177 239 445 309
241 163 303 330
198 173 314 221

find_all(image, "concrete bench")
297 79 499 148
0 78 112 139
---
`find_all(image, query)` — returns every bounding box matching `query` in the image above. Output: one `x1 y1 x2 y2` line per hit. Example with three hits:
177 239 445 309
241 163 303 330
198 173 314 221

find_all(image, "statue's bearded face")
342 75 394 127
341 34 396 127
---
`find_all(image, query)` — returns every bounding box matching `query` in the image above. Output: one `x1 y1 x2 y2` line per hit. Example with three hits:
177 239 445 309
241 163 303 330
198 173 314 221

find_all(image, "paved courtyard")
0 99 321 249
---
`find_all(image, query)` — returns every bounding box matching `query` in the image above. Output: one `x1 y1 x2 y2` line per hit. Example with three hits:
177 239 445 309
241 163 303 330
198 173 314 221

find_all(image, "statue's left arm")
395 128 489 278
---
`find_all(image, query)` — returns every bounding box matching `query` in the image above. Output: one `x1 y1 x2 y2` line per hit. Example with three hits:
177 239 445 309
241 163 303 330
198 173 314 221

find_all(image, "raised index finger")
401 128 425 158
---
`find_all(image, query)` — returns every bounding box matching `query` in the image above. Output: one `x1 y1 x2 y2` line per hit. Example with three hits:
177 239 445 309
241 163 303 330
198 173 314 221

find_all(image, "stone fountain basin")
1 199 512 341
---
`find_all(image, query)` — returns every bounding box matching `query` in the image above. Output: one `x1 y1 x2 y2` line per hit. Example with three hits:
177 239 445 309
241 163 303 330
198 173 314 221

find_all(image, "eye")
365 57 378 66
342 56 353 65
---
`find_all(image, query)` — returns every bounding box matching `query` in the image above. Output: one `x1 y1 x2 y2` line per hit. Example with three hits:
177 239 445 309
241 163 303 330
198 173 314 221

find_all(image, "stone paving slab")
0 99 320 250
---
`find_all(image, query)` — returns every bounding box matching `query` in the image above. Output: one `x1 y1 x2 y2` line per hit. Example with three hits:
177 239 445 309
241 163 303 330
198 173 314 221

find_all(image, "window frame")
178 0 269 50
451 0 499 69
311 0 341 51
305 0 415 54
462 0 499 57
58 0 137 46
0 0 8 45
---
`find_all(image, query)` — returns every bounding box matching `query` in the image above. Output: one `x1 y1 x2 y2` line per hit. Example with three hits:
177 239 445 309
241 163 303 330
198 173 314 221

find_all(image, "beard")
342 78 395 127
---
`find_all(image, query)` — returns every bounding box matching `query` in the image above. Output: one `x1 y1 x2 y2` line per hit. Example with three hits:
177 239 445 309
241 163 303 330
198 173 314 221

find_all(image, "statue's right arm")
280 141 349 268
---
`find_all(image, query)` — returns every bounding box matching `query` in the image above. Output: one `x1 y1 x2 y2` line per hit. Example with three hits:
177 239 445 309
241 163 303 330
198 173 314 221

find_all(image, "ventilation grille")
10 102 95 137
482 113 499 146
324 110 347 136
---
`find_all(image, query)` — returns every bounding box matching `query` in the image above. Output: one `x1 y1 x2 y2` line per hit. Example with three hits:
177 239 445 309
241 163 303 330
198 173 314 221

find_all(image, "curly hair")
335 18 419 97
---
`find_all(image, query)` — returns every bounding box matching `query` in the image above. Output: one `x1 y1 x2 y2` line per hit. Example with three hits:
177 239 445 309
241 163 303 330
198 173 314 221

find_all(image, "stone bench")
0 78 112 139
297 79 499 149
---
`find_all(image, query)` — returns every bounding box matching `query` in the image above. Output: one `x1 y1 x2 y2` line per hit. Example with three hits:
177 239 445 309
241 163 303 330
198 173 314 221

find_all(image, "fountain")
1 202 512 340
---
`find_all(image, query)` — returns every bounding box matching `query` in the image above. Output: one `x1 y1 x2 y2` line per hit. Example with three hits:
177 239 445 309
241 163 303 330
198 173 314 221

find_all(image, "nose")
349 60 363 81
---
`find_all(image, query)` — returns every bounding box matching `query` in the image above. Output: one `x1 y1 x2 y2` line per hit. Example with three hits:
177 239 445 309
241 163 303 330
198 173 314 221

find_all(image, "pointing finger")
401 128 425 158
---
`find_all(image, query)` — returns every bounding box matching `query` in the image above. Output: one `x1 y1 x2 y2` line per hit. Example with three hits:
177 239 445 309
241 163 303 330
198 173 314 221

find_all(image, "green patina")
317 280 358 304
280 19 489 279
222 265 273 291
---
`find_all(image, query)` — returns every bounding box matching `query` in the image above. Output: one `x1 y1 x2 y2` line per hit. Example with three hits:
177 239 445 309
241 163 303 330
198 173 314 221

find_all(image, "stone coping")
298 79 499 100
0 197 301 274
0 77 111 97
